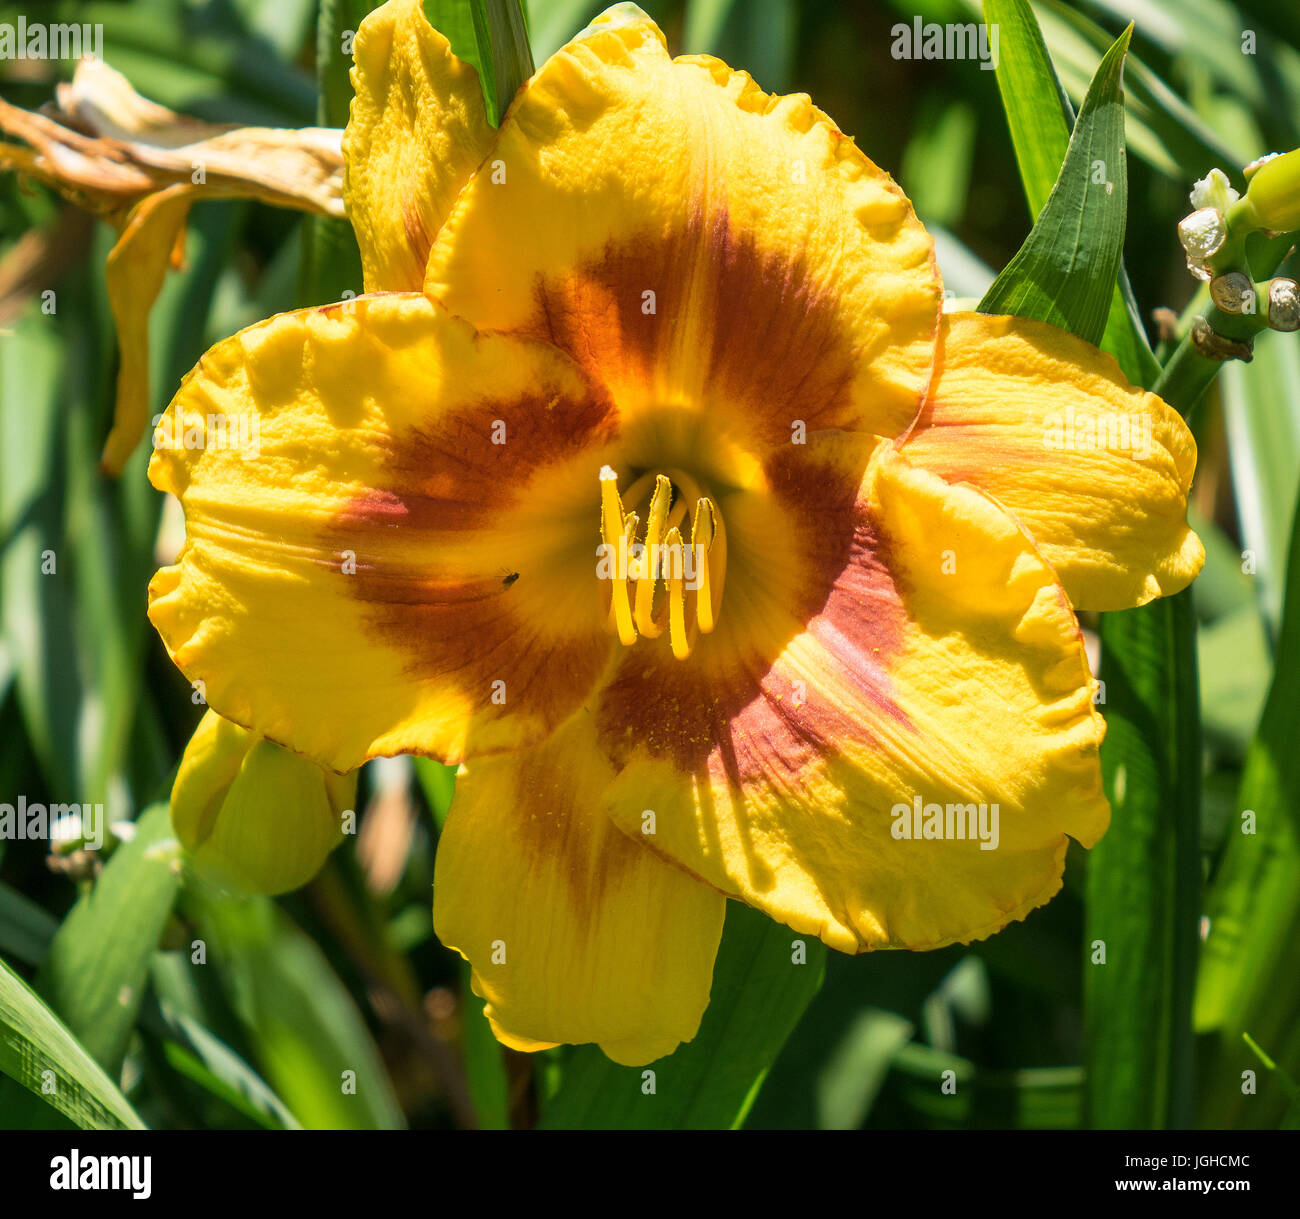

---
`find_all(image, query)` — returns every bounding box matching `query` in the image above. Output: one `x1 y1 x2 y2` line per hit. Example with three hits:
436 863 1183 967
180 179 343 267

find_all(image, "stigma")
596 465 725 660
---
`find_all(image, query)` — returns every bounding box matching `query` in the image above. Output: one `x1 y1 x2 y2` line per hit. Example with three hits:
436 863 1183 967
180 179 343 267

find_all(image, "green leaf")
900 98 978 229
684 0 797 92
148 1000 301 1131
471 0 535 125
33 805 182 1077
960 0 1240 180
0 956 145 1130
232 0 317 60
684 0 736 53
300 0 371 305
982 0 1157 384
192 892 406 1130
539 902 825 1130
983 0 1074 215
73 1 318 127
143 950 302 1130
423 0 489 88
1087 593 1201 1128
459 961 510 1129
1025 0 1251 179
813 1008 914 1130
1079 117 1300 1136
1101 269 1161 389
885 1042 1084 1129
743 944 959 1129
0 306 81 794
413 756 456 829
978 24 1132 346
1220 330 1300 642
1082 0 1300 147
1188 507 1257 622
0 881 58 967
1195 487 1300 1128
525 0 605 61
1198 604 1270 755
414 761 507 1128
0 188 235 830
1241 1034 1300 1130
315 0 376 130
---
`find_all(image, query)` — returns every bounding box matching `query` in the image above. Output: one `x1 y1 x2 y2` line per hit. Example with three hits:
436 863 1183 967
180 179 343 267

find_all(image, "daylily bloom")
146 1 1203 1064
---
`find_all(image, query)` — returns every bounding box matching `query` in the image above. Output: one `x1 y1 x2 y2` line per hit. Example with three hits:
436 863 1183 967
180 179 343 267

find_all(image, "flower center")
597 465 726 660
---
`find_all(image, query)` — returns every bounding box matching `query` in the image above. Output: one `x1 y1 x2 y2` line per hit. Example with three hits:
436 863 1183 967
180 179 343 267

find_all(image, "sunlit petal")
149 292 618 771
901 313 1205 610
434 711 725 1065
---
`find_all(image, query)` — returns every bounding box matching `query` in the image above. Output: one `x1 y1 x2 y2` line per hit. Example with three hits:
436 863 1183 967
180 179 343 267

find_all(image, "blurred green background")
1 0 1298 1130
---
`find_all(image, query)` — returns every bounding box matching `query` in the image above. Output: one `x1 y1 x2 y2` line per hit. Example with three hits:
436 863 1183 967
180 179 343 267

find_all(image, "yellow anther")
600 465 624 536
634 475 672 638
610 513 639 645
663 525 691 660
600 467 637 646
597 467 724 660
691 497 717 634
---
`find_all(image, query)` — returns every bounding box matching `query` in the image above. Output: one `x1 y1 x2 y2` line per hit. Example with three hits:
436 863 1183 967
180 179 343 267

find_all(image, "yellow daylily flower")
145 1 1204 1064
172 709 354 896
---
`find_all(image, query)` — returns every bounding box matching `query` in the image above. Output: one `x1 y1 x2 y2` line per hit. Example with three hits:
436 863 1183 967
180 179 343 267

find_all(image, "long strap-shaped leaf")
0 956 145 1130
978 21 1132 344
35 805 181 1076
982 0 1159 392
1087 594 1200 1128
1195 482 1300 1127
471 0 535 125
0 803 181 1127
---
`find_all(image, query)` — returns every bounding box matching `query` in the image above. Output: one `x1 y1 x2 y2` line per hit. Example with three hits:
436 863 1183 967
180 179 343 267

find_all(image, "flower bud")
171 710 353 895
1243 149 1300 234
1189 167 1240 213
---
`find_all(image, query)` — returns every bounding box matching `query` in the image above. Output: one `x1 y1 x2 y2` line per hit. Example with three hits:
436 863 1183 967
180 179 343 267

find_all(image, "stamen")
634 475 672 638
598 467 724 659
691 497 718 634
663 525 690 660
599 467 637 646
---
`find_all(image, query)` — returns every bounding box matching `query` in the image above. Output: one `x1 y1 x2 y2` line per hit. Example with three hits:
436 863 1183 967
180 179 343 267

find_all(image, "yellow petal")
434 711 724 1065
148 292 618 772
170 709 249 840
425 8 941 445
900 312 1205 610
100 184 193 474
172 709 352 895
598 438 1108 953
344 0 492 291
